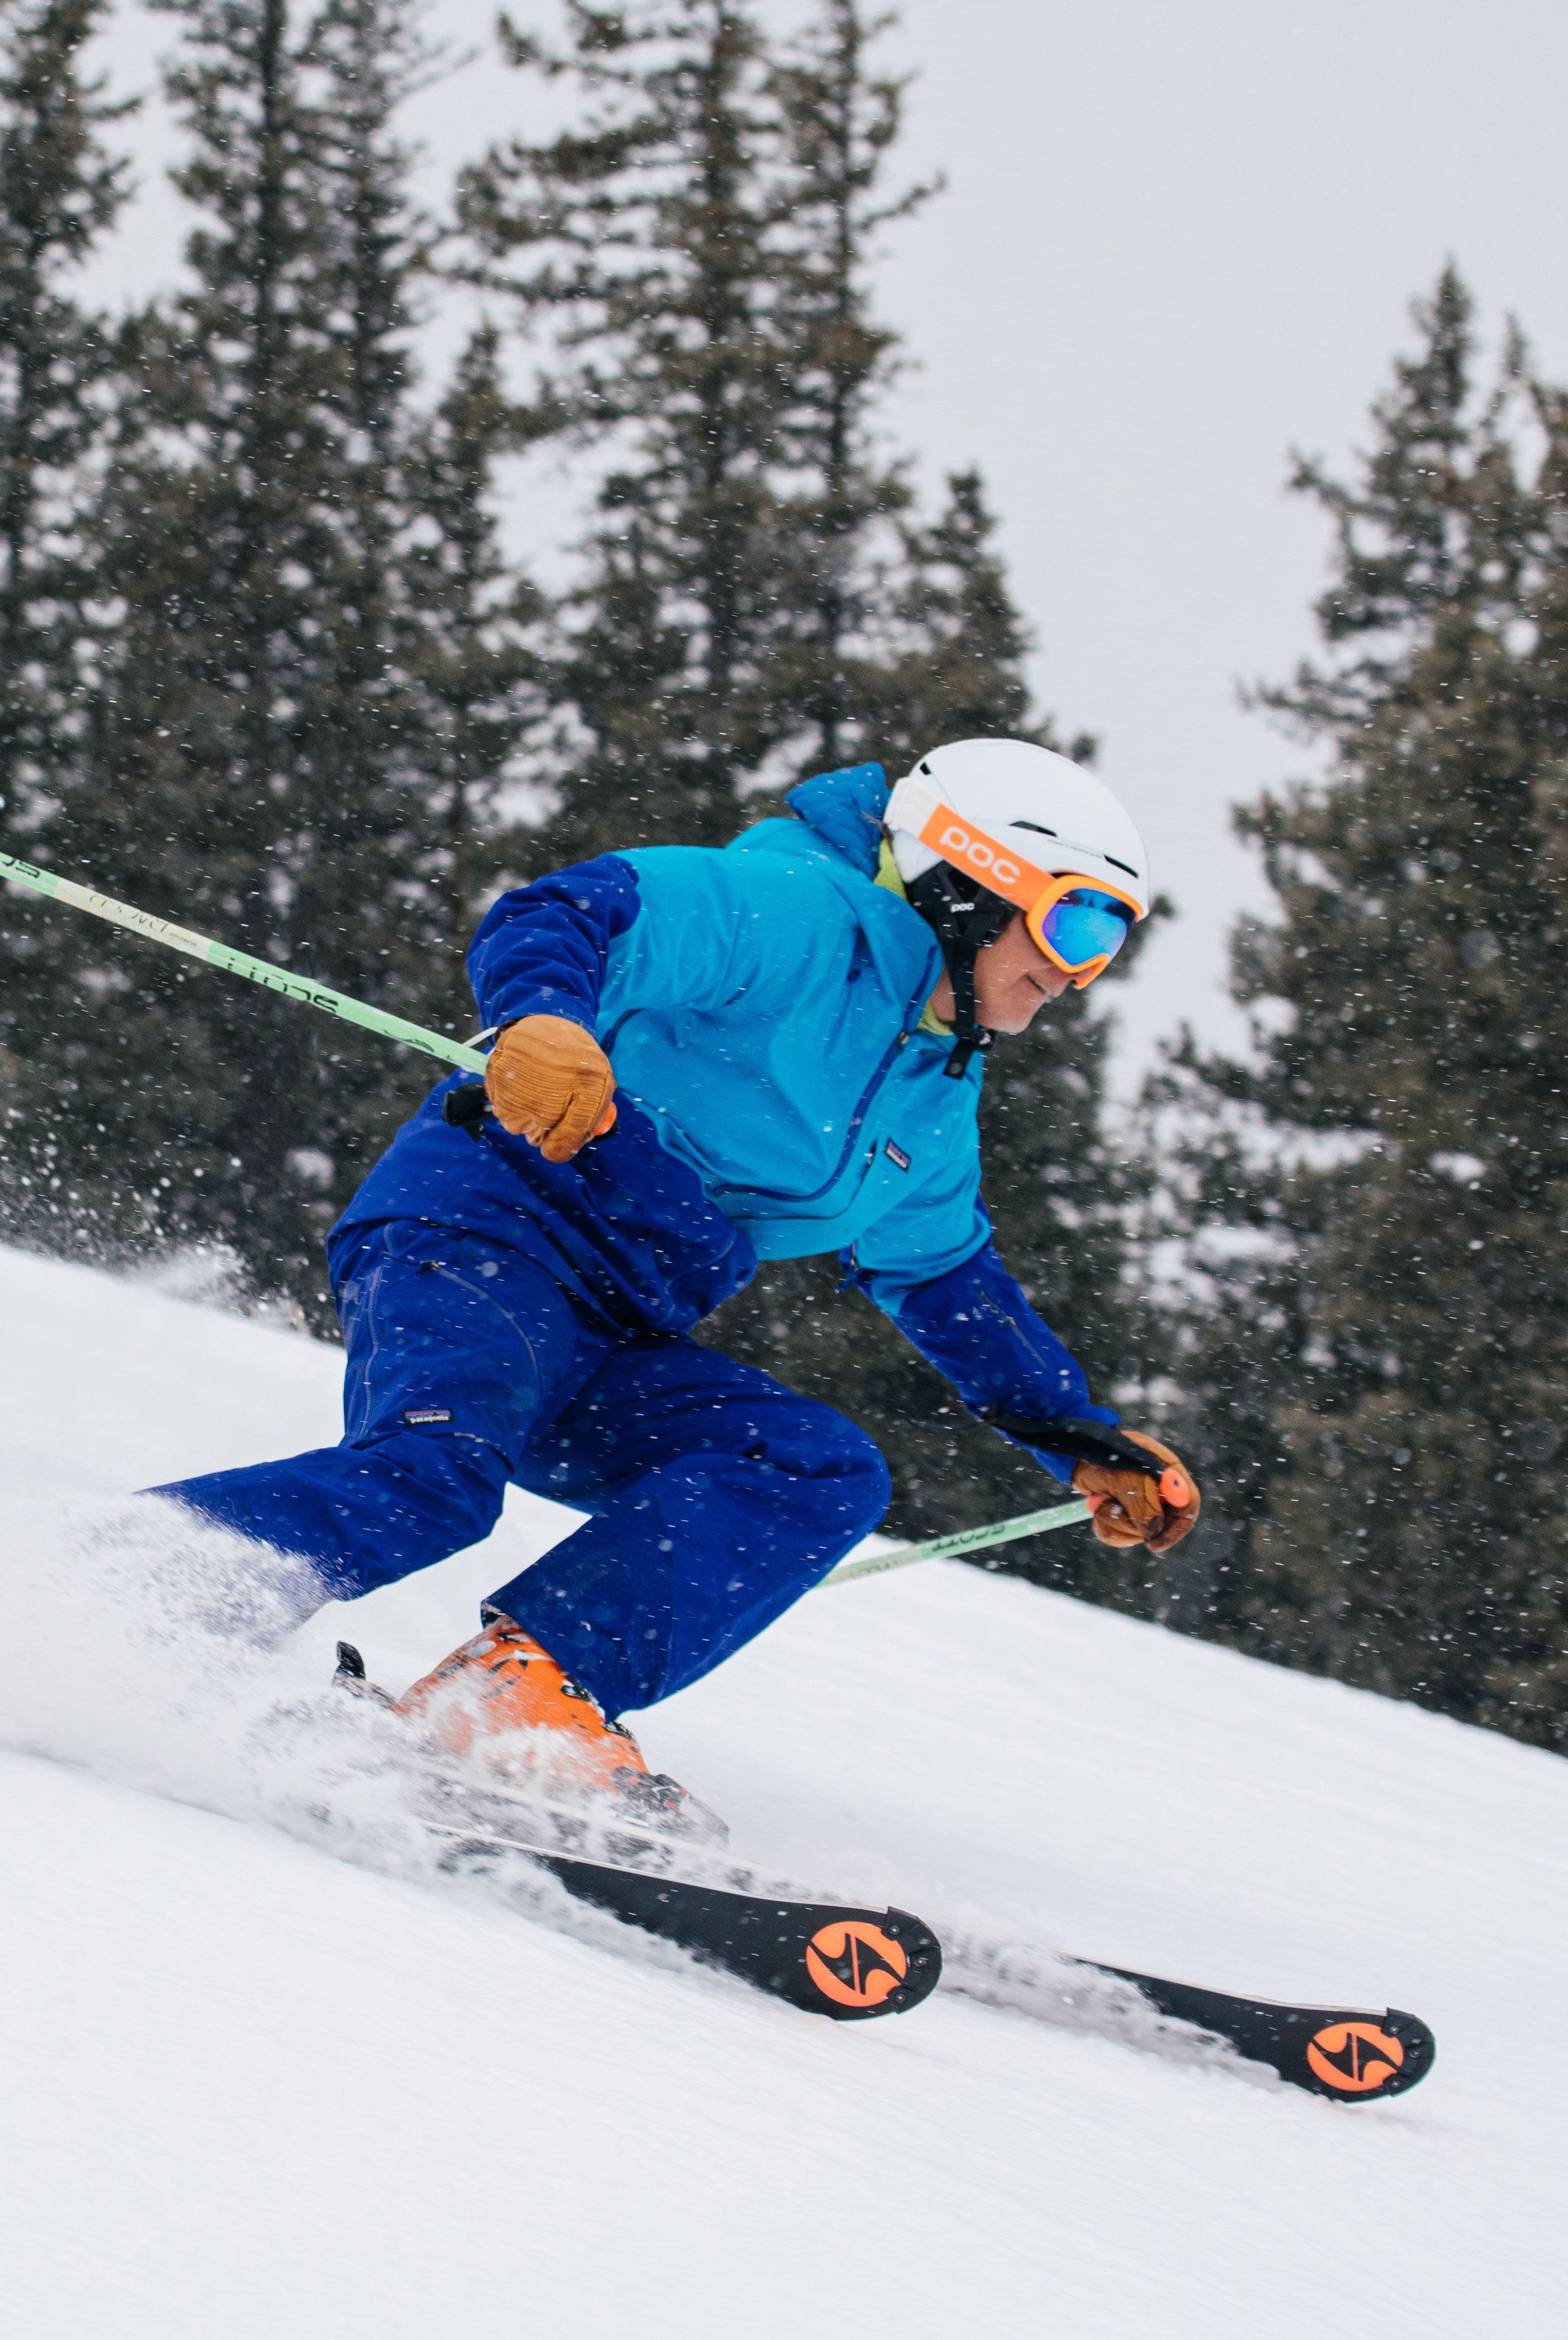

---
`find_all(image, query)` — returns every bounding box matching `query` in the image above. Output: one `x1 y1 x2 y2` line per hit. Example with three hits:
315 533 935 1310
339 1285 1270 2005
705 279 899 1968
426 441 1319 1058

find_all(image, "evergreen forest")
1 1 1564 1753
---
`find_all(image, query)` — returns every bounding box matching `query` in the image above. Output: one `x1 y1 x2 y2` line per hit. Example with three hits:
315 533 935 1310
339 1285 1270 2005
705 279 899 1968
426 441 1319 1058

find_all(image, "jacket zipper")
709 992 933 1207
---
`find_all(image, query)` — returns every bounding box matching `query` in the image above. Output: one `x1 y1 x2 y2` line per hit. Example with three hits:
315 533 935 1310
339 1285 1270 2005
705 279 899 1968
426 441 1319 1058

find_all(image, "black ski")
429 1822 944 2022
1086 1960 1436 2100
333 1648 1428 2081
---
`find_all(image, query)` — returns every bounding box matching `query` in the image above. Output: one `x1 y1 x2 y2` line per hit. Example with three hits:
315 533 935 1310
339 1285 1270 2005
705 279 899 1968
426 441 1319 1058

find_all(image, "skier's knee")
352 1426 510 1551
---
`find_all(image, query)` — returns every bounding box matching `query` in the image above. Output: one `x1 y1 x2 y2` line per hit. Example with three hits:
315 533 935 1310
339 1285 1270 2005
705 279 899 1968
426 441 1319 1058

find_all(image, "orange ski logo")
805 1920 909 2009
1305 2021 1406 2094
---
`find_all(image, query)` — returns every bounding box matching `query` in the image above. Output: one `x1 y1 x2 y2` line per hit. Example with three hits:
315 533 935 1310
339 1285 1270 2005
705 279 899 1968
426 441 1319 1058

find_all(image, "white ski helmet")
884 738 1151 1077
886 737 1150 920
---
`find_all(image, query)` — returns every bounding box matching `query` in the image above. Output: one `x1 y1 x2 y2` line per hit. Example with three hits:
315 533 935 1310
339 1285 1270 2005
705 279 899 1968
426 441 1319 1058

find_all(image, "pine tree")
30 0 353 1293
0 0 131 1233
404 318 544 986
764 0 930 772
1161 270 1568 1746
458 0 795 856
266 0 484 1254
1127 1049 1312 1637
0 0 128 803
296 1 542 1114
16 0 531 1311
460 0 940 822
874 471 1065 760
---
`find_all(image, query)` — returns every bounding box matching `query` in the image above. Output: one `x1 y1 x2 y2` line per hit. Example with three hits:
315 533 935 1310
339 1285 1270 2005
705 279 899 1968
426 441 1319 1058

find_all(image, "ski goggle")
886 781 1145 989
1028 873 1138 986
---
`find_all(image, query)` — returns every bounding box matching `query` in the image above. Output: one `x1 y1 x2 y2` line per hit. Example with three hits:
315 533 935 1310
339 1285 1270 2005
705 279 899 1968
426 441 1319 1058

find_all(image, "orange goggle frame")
898 791 1145 988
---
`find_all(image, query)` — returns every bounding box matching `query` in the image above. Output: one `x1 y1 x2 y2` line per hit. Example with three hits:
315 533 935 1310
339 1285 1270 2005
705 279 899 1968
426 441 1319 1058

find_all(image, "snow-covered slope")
1 1244 1563 2338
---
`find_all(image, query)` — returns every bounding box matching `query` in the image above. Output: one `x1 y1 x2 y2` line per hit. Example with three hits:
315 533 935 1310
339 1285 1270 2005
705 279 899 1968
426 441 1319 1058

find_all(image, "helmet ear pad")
904 862 1017 1077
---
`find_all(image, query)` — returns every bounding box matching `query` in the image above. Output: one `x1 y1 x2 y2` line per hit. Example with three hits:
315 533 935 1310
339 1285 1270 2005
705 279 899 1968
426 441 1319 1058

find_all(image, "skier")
152 739 1199 1821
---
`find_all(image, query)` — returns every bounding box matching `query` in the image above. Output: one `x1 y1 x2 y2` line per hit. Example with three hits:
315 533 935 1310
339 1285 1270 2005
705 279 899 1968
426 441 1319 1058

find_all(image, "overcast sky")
81 0 1568 1091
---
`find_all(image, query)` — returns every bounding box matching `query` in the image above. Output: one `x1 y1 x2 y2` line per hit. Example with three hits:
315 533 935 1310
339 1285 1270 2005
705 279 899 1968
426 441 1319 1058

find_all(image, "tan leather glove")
484 1015 617 1162
1073 1429 1200 1555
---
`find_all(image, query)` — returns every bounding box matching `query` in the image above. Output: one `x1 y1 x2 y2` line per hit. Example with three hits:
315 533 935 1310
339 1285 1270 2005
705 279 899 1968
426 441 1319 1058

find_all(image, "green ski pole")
821 1495 1092 1586
0 848 489 1076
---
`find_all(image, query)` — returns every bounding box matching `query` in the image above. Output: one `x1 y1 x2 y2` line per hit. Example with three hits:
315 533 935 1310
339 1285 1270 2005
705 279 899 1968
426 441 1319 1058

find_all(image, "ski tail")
1104 1966 1437 2100
936 1924 1434 2101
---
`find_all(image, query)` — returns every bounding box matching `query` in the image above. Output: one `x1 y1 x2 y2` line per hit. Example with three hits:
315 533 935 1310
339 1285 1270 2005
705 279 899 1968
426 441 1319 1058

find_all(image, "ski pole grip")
979 1412 1170 1479
1158 1467 1192 1508
442 1082 619 1147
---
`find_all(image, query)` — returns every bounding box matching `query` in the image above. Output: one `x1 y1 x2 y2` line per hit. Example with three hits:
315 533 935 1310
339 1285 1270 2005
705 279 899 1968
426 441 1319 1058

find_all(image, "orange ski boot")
389 1609 717 1837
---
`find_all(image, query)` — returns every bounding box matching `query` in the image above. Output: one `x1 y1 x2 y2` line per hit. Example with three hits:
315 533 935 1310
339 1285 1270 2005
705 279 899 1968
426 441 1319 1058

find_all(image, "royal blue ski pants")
150 1220 890 1716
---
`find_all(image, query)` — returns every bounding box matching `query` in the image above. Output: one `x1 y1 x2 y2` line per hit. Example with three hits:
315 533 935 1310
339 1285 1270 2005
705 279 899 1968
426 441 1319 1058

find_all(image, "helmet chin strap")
904 862 1015 1079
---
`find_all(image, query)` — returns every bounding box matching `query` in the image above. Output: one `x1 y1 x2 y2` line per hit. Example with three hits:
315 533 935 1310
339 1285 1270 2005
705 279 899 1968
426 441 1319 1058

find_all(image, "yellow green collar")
875 839 953 1037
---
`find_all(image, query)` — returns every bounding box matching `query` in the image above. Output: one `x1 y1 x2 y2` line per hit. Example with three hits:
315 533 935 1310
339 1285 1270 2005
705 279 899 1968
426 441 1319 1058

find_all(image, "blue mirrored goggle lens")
1038 890 1134 971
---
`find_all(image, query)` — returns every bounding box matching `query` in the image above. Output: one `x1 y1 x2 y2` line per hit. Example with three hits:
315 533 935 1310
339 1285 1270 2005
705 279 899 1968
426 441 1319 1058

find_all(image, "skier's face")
976 914 1074 1030
929 913 1073 1032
